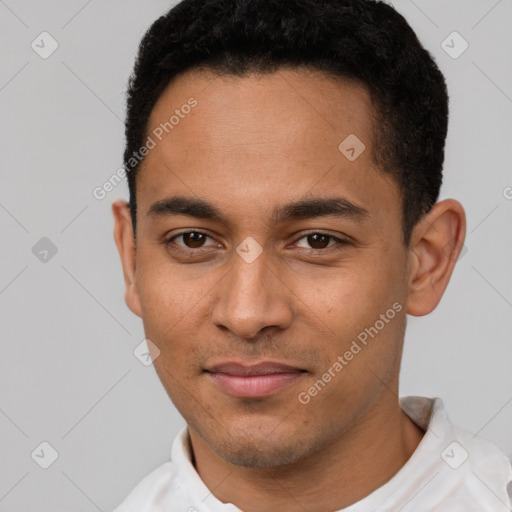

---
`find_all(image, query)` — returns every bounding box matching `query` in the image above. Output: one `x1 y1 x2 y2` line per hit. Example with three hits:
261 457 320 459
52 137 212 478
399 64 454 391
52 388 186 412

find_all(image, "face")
127 67 412 467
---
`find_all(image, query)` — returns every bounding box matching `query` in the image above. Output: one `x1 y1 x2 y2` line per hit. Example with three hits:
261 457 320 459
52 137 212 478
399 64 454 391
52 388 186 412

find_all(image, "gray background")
0 1 511 510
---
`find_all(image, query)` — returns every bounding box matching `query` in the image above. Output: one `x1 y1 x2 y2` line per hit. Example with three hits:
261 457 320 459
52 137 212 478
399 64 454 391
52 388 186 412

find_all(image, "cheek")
136 263 190 356
135 254 213 368
136 245 188 318
138 278 176 329
309 264 397 323
305 253 407 367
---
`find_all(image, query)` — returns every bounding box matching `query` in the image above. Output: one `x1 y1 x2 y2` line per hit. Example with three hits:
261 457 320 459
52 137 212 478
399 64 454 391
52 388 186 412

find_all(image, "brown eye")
306 233 331 249
168 231 217 250
181 232 207 248
296 232 340 250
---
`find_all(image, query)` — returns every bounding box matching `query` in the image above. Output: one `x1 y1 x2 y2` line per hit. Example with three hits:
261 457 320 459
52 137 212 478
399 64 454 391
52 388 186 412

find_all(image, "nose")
210 248 294 341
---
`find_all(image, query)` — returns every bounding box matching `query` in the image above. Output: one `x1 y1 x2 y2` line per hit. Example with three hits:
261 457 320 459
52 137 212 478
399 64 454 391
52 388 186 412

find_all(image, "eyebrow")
147 195 369 225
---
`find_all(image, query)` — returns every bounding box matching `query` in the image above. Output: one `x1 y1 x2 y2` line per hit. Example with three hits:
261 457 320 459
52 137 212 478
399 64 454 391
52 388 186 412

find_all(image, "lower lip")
207 372 304 398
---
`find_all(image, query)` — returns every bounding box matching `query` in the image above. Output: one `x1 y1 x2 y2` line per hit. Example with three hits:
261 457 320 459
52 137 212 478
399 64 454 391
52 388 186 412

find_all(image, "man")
112 0 512 510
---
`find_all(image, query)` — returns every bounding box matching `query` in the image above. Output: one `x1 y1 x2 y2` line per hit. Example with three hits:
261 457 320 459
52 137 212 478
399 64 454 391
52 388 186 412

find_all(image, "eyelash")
162 229 350 255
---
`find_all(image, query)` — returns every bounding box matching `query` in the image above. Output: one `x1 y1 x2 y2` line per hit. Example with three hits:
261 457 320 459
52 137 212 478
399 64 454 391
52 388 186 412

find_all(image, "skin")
112 67 466 511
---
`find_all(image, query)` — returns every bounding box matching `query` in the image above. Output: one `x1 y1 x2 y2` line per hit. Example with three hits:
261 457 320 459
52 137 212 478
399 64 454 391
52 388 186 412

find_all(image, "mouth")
204 361 307 399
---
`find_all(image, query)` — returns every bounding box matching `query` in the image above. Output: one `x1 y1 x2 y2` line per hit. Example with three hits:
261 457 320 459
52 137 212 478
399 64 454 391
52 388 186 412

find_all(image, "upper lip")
205 361 305 376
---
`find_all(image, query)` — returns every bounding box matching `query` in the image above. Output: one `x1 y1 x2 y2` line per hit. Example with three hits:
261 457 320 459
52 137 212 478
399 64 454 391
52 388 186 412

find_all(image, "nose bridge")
212 247 293 339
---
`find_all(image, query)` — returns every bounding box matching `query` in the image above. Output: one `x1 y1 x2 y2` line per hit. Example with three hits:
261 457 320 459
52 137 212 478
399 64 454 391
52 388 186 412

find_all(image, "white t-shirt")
113 396 512 511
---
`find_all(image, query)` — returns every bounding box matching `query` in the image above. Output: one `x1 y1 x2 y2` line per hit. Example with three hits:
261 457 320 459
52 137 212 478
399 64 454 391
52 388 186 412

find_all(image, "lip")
205 361 306 398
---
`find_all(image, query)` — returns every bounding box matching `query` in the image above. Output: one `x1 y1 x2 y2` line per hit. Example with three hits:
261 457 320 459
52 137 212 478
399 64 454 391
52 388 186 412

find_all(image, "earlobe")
112 199 142 318
406 199 466 316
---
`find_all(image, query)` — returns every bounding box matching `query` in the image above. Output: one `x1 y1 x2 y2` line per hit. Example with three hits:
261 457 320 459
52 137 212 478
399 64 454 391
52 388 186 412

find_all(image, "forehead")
138 67 400 230
148 66 375 154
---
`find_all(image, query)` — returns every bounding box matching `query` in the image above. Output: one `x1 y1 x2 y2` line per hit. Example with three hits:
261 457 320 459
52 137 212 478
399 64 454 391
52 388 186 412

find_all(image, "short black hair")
124 0 448 246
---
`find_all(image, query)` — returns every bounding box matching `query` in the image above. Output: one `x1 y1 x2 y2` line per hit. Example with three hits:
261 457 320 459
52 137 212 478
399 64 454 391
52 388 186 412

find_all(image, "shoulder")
112 461 179 512
112 427 196 512
401 395 512 510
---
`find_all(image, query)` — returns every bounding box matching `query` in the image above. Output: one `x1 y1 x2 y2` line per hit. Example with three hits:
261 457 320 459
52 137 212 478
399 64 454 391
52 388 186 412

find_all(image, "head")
113 0 465 468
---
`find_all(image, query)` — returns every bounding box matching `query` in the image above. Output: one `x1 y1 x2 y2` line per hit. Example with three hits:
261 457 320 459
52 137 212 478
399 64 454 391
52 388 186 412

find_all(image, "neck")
188 393 424 512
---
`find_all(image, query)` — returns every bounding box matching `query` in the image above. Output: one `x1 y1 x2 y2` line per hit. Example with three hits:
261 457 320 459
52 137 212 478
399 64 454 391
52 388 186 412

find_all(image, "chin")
195 420 319 468
215 437 307 468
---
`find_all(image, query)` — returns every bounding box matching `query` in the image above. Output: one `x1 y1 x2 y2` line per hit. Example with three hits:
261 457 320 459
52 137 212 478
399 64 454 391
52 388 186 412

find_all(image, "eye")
166 230 220 250
294 232 348 251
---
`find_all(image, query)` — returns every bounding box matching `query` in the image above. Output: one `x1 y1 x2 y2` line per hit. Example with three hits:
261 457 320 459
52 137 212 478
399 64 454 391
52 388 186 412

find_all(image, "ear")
406 199 466 316
112 199 142 317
